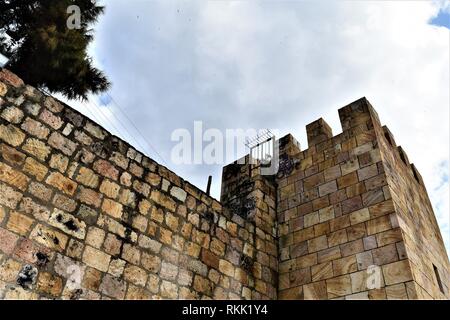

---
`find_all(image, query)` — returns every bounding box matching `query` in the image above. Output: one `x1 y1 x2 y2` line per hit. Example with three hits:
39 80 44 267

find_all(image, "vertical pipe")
206 175 212 195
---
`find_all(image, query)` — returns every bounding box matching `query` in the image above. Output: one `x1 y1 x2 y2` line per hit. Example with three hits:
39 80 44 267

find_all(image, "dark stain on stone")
90 141 109 158
17 265 38 290
63 219 78 232
36 252 49 267
278 135 290 149
64 109 84 127
227 196 256 219
124 227 133 243
56 214 78 232
240 254 254 274
224 163 241 179
105 136 120 153
70 289 83 300
204 211 214 222
119 210 138 244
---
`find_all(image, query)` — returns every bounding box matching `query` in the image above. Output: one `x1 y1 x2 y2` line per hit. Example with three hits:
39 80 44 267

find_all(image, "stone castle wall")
0 69 277 300
378 121 450 298
0 69 448 300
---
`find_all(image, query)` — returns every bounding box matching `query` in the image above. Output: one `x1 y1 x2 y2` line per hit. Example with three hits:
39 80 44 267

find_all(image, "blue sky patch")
429 9 450 29
98 93 112 106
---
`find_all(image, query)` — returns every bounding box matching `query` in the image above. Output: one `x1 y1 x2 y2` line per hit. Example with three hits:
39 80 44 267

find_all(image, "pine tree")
0 0 110 100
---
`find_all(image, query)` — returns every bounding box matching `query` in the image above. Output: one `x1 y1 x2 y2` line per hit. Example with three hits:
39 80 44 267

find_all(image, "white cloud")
67 0 450 253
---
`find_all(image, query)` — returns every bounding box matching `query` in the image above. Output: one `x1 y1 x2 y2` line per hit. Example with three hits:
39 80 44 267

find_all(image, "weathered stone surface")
366 215 391 235
93 160 119 181
77 187 102 208
76 167 100 188
376 228 403 247
372 243 398 265
37 272 63 296
48 132 78 156
0 162 30 191
0 227 19 254
0 182 23 209
356 251 373 270
219 259 234 277
319 181 338 197
100 274 126 299
22 138 51 161
170 186 187 202
304 281 327 299
340 239 364 257
6 211 34 236
160 280 178 299
308 235 328 253
85 122 107 140
150 190 176 211
108 259 126 278
80 267 101 291
0 124 26 147
0 143 26 165
0 71 447 301
382 260 413 285
124 265 148 286
341 159 359 176
39 109 63 130
326 275 352 298
46 172 77 195
318 246 341 264
48 209 86 239
145 172 161 186
327 230 347 247
138 235 162 253
104 234 122 256
77 204 98 225
312 262 333 281
1 106 24 124
333 255 357 276
83 246 111 272
19 197 50 221
30 224 68 252
49 154 69 173
52 193 77 212
99 179 120 199
141 252 161 273
23 157 48 181
101 198 123 219
0 82 7 96
121 244 141 265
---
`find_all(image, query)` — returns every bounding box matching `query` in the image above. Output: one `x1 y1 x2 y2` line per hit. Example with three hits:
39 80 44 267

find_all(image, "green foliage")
0 0 110 100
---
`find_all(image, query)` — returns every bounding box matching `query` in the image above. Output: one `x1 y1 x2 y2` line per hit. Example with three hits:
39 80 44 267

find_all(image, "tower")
222 97 450 299
0 68 448 299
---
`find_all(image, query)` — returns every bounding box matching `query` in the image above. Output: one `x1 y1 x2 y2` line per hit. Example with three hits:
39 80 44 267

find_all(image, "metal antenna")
245 129 276 165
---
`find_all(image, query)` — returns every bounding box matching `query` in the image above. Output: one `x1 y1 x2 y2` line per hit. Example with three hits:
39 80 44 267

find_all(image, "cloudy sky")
64 0 450 254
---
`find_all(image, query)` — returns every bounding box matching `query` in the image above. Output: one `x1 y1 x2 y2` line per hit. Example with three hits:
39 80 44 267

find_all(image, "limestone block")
382 260 413 286
333 255 358 276
326 275 352 298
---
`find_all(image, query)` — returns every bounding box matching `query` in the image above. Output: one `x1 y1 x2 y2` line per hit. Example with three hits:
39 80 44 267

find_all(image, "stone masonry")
272 100 450 299
0 68 449 299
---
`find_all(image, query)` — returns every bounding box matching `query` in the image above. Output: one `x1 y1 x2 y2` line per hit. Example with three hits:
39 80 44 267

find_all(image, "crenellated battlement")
0 68 448 300
272 97 449 300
